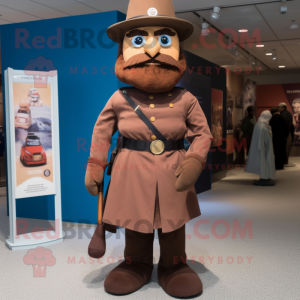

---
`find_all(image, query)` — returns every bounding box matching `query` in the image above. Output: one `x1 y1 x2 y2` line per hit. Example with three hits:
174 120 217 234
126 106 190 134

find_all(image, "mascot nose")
144 36 161 58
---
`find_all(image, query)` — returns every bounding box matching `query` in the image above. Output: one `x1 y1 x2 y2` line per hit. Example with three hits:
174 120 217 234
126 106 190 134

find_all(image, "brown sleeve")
89 92 118 166
88 157 107 170
185 92 212 164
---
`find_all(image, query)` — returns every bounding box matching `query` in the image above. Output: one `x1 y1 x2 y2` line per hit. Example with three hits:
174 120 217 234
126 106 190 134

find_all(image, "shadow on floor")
0 192 55 245
83 259 219 292
218 179 255 186
0 187 7 197
0 210 55 244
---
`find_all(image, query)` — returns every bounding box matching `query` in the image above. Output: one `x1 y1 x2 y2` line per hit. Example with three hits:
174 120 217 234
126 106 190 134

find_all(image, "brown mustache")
123 53 182 70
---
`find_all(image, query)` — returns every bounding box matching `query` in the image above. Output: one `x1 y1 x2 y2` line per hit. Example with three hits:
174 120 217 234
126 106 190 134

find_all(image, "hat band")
127 14 169 20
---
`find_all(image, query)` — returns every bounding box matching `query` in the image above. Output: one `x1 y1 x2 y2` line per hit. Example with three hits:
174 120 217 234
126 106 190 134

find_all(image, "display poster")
11 74 56 198
226 73 244 156
226 90 234 134
211 89 223 147
281 84 300 146
243 78 257 118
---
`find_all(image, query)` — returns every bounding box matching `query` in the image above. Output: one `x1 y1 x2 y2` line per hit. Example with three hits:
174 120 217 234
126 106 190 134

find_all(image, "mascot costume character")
85 0 212 297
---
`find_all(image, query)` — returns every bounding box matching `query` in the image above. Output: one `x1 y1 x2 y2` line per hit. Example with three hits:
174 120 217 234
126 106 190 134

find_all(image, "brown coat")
90 87 212 233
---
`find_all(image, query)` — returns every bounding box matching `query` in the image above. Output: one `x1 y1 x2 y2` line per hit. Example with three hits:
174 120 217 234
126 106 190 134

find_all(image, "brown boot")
158 225 203 298
104 229 154 295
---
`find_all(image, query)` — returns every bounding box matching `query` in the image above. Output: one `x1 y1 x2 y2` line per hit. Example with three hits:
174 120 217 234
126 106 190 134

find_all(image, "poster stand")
4 68 64 250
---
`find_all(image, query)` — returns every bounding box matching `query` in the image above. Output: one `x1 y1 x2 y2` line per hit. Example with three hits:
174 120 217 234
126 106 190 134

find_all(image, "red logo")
23 246 56 277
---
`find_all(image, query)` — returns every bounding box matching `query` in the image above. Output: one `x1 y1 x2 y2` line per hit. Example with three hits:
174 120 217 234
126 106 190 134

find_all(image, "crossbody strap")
120 89 167 141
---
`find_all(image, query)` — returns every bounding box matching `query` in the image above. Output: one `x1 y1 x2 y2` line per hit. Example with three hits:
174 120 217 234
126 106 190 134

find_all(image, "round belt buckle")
150 140 165 155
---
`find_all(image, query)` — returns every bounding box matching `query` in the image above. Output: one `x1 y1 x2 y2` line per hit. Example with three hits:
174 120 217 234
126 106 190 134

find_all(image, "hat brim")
107 16 194 43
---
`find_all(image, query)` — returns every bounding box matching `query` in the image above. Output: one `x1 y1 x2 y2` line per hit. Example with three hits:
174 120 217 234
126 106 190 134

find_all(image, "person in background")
278 102 293 164
241 105 256 155
245 110 276 186
292 99 300 145
269 107 288 170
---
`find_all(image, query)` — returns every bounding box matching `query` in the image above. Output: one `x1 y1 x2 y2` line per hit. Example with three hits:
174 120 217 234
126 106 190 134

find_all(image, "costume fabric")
280 109 293 163
269 114 288 170
245 111 276 179
241 115 256 154
90 88 212 233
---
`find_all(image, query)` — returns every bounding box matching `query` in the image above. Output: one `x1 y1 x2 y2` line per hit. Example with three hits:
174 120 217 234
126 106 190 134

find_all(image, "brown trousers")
124 225 186 269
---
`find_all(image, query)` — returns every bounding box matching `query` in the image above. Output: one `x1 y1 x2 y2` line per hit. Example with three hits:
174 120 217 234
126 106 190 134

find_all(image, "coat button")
169 103 174 108
150 104 155 109
168 93 172 96
151 135 157 141
149 95 154 100
150 117 156 122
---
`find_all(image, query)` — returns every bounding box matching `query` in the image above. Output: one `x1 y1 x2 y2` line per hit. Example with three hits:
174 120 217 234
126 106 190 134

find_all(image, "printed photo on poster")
211 89 223 147
235 94 243 108
292 98 300 145
281 84 300 146
243 79 257 118
13 79 55 198
226 91 234 134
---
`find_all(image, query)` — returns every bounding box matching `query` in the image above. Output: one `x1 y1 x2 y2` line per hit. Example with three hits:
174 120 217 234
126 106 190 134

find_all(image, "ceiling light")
238 29 248 33
266 53 272 55
280 0 287 14
231 46 239 56
256 44 264 48
279 66 285 68
211 7 221 20
225 37 235 50
272 50 277 60
201 22 210 36
290 24 299 29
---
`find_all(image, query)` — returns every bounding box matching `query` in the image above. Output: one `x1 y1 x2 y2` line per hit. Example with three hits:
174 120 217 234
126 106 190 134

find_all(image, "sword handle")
97 182 104 225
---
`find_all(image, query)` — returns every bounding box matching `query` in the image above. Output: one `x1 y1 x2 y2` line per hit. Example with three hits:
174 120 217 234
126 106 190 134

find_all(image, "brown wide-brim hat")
107 0 194 43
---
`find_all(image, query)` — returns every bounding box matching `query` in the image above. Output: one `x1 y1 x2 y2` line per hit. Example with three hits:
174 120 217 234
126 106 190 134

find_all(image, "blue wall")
1 11 126 224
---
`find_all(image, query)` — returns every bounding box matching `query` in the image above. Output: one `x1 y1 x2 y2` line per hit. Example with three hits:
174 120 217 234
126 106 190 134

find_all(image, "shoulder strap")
120 89 166 141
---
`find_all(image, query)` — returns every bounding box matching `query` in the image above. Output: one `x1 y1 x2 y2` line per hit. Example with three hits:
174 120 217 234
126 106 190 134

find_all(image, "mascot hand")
85 163 104 196
175 158 203 192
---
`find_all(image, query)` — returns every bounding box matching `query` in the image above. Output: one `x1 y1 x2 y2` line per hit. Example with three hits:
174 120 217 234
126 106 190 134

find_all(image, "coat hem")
103 213 201 234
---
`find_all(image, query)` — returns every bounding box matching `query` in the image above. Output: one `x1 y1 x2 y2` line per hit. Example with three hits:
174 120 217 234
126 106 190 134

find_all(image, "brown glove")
85 158 105 196
175 158 203 192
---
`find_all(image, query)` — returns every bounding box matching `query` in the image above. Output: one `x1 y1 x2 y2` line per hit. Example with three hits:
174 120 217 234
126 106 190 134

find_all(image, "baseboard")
227 153 234 166
290 146 300 157
212 170 227 183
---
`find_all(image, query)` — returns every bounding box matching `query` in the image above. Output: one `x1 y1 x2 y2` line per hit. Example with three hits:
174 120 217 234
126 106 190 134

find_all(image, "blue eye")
159 35 172 47
131 35 146 48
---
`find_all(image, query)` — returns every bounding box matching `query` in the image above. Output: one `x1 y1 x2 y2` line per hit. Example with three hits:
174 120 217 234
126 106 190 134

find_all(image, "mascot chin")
85 0 212 297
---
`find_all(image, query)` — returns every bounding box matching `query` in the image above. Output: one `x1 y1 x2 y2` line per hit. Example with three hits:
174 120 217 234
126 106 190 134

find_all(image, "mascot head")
107 0 194 93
